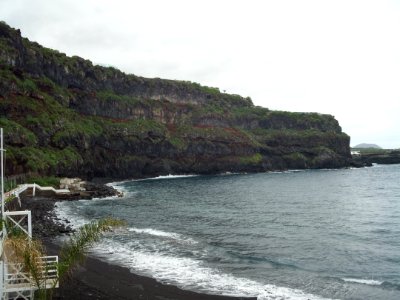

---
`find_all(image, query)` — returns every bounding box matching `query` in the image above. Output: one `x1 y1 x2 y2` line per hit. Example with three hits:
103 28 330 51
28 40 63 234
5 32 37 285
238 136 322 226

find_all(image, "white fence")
2 256 58 299
3 211 32 238
6 184 70 200
3 256 59 291
1 182 63 299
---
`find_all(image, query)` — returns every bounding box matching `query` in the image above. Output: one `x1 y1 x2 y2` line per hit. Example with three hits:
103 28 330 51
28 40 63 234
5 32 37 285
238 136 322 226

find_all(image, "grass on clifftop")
26 176 60 188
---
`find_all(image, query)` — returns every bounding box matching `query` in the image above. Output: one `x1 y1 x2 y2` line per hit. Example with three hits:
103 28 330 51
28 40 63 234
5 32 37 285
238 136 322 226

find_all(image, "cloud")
0 0 399 148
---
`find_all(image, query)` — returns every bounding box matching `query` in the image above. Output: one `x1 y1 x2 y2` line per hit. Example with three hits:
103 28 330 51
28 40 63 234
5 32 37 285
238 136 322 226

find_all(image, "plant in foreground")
4 217 126 300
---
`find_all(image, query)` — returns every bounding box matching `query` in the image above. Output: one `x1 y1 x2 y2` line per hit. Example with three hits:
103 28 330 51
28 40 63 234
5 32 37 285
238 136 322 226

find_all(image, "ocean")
55 164 400 300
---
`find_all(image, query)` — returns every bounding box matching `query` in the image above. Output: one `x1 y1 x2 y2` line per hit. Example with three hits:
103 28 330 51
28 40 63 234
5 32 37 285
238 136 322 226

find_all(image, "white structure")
351 150 361 156
6 184 69 200
0 128 59 300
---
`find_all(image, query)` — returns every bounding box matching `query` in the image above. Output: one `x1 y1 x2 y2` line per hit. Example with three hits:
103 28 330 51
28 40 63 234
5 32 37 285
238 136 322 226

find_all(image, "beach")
48 245 255 300
19 186 256 300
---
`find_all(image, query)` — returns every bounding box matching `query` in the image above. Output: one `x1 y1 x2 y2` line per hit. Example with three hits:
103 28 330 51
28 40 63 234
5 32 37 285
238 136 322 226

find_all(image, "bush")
26 176 60 188
21 79 38 93
239 153 262 164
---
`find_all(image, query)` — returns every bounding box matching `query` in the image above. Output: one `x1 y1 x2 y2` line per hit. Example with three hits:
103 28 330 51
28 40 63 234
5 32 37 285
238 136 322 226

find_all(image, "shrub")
239 153 263 164
21 79 38 93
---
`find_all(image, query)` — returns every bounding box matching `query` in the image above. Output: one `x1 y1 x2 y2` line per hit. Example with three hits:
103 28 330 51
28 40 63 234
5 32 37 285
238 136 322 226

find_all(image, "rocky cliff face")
0 21 352 179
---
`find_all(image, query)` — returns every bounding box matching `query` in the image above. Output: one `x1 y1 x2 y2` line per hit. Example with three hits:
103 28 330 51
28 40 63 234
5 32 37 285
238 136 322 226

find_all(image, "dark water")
56 164 400 299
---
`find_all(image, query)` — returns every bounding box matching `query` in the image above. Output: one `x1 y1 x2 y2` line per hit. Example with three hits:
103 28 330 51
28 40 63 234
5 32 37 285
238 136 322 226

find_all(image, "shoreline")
45 241 255 300
19 184 256 300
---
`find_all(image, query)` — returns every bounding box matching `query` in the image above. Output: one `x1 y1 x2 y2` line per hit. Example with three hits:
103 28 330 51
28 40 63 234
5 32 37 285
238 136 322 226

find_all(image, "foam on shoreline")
92 239 332 300
128 227 198 244
54 201 333 300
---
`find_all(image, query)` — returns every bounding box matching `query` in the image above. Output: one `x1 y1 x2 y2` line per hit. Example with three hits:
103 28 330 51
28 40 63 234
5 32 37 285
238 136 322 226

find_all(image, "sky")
1 0 399 148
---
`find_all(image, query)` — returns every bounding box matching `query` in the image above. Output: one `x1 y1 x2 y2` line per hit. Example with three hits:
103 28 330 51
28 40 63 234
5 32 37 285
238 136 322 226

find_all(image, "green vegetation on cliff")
0 21 352 178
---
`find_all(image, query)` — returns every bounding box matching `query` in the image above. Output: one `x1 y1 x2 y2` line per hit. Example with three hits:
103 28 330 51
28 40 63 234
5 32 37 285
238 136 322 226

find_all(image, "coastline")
20 184 256 300
46 241 255 300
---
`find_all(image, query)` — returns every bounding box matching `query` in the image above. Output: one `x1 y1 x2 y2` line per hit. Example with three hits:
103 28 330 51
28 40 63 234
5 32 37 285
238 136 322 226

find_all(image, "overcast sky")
1 0 399 148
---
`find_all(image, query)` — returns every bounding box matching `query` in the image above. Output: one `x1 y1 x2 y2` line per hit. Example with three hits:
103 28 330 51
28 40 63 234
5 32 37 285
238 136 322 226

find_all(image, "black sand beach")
19 186 256 300
48 244 255 300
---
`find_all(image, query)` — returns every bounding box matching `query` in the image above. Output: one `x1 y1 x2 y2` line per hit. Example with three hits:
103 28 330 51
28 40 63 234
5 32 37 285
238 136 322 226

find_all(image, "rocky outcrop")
0 21 353 179
352 150 400 165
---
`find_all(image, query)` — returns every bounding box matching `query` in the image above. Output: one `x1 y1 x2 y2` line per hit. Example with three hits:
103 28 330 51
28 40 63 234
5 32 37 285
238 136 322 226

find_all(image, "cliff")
0 21 352 179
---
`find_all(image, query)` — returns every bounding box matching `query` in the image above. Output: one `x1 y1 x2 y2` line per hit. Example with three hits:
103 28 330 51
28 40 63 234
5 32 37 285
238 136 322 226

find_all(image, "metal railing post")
27 210 32 238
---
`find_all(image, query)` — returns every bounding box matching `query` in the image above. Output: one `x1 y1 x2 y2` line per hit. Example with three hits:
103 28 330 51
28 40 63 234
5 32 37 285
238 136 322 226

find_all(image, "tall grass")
3 236 48 298
3 217 125 300
58 217 125 278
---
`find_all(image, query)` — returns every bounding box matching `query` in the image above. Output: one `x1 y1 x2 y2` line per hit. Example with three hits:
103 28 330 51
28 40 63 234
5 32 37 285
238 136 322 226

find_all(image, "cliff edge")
0 21 352 179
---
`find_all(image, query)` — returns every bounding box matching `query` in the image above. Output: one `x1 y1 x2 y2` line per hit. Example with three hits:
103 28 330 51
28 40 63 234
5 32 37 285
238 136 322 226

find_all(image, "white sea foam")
90 239 333 300
106 180 131 196
54 201 90 229
148 174 198 180
106 180 131 187
128 227 197 244
218 172 243 176
54 201 333 300
269 169 306 175
109 174 199 183
285 169 304 173
342 278 383 286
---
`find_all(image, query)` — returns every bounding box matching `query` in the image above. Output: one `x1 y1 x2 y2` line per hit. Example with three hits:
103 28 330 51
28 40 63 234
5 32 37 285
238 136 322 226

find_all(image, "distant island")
353 143 382 149
0 21 355 180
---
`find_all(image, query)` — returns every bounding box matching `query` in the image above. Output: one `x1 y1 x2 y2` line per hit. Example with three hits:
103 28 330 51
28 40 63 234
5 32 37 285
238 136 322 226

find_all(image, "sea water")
55 164 400 300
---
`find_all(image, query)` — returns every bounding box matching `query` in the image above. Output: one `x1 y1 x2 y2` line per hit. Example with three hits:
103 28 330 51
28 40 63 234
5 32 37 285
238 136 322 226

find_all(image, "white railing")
2 290 33 300
6 184 70 200
3 211 32 238
1 211 59 299
3 255 59 292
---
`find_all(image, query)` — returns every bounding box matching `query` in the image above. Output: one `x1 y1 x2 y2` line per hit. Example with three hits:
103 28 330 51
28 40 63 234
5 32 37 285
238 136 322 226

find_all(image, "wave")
106 179 131 187
55 201 333 300
342 277 400 290
107 174 200 184
54 201 89 229
92 239 333 300
218 171 242 175
145 174 199 180
128 227 197 244
284 169 306 173
106 180 131 195
269 169 307 174
342 278 383 286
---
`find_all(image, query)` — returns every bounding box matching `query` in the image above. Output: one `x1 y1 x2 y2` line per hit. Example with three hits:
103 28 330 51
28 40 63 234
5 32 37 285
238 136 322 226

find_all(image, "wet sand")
46 242 255 300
